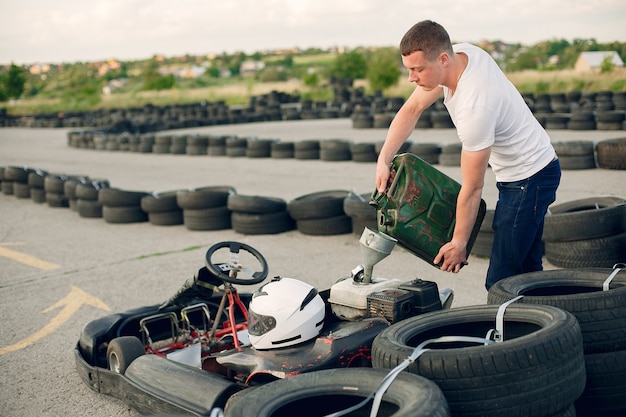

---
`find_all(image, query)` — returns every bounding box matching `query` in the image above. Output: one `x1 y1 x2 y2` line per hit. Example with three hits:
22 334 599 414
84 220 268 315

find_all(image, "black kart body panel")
217 318 389 383
74 289 391 415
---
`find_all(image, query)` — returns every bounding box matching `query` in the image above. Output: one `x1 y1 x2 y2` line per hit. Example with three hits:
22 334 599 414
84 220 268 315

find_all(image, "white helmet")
248 277 325 350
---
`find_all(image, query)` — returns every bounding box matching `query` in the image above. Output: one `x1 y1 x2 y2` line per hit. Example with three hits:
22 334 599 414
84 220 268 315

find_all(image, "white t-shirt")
442 43 556 182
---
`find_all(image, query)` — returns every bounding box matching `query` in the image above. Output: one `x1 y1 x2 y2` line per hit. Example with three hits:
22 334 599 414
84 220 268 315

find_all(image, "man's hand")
376 160 392 193
434 239 468 273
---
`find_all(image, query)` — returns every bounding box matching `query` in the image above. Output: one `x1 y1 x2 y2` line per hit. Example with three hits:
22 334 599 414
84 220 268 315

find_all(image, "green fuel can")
370 153 486 268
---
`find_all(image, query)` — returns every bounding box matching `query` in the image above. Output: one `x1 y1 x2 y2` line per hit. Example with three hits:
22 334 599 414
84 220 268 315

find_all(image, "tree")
366 48 402 91
2 64 27 100
600 54 616 74
331 50 367 79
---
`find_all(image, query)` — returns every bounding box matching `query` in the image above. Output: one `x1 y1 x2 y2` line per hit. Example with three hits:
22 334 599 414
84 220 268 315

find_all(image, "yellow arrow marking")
0 243 60 270
0 285 111 356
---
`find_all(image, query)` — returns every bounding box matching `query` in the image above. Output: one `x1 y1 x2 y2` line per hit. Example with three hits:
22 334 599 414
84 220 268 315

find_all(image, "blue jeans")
485 159 561 290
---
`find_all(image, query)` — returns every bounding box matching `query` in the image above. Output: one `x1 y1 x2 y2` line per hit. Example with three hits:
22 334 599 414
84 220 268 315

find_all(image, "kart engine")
329 227 447 323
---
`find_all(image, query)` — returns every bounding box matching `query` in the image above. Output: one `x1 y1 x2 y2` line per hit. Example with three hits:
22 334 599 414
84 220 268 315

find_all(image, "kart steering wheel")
205 241 269 285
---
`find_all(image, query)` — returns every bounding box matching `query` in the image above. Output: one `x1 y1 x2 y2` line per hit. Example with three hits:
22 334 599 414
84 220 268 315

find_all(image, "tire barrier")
3 87 626 132
487 267 626 416
63 128 626 171
371 304 586 417
543 197 626 268
1 166 379 237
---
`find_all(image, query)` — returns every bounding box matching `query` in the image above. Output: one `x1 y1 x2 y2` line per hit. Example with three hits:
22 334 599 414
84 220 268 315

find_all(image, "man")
376 20 560 290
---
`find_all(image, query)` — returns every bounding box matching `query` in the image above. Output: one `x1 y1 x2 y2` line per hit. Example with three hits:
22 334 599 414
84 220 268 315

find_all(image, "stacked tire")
543 197 626 268
371 304 586 417
320 139 352 161
294 140 320 160
227 194 294 235
342 191 377 235
64 176 91 210
177 186 235 231
287 190 352 235
4 166 33 199
408 143 441 165
487 267 626 416
438 143 462 166
76 180 110 218
552 141 596 170
349 142 377 162
98 188 150 224
28 169 48 203
43 174 70 208
140 191 184 226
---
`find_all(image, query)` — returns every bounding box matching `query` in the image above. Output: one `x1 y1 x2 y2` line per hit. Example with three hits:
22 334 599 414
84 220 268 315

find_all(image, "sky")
1 0 625 65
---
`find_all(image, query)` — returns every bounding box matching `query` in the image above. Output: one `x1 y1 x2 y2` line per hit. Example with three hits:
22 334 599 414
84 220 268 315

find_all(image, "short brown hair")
399 20 453 61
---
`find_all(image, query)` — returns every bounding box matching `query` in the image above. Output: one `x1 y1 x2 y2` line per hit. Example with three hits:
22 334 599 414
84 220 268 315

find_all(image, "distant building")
240 60 265 77
574 51 624 71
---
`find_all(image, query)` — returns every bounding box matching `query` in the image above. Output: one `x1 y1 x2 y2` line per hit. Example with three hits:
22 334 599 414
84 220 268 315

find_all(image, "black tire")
552 140 595 156
544 232 626 268
43 175 66 194
372 304 586 417
227 194 287 214
543 196 626 242
4 166 31 183
106 336 145 375
287 190 349 220
575 348 626 415
75 180 110 201
296 215 353 235
176 186 235 210
147 210 184 226
438 153 461 166
350 216 378 236
98 188 150 207
558 154 597 170
231 211 294 235
596 137 626 170
225 368 450 417
183 206 231 231
13 182 31 198
27 170 48 188
102 205 148 223
487 268 626 354
77 199 103 218
343 192 376 219
270 141 294 159
46 192 69 208
320 140 352 161
30 188 46 203
140 191 180 213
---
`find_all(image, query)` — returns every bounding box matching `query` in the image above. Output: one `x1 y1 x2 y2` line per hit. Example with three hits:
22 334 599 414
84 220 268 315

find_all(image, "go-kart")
75 228 454 416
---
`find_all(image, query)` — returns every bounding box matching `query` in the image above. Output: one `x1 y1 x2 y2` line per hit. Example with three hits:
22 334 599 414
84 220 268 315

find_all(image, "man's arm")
376 86 442 192
434 147 491 272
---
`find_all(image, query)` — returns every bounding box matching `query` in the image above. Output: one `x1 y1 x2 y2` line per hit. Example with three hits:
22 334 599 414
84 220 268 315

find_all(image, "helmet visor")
248 309 277 336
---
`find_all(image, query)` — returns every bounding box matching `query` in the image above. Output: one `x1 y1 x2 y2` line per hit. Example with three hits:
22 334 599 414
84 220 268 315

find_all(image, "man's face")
401 50 443 91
